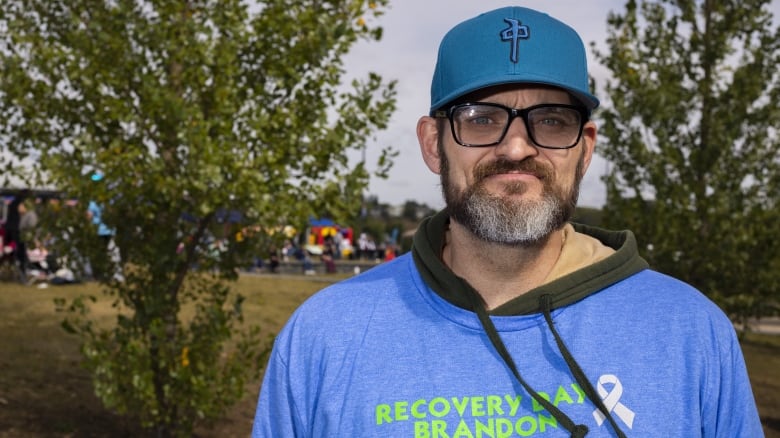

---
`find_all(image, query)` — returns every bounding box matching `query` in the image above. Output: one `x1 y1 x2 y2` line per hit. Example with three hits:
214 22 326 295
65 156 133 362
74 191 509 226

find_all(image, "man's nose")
493 117 539 160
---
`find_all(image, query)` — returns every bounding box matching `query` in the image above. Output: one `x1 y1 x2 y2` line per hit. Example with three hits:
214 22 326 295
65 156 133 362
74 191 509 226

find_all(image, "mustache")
473 158 554 183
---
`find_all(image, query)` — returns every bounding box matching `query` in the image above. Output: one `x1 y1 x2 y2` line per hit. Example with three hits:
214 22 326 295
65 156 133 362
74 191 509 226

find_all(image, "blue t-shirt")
252 254 762 437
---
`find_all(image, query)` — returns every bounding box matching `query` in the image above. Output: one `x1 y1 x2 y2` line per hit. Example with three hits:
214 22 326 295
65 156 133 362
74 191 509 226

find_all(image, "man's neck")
441 222 566 310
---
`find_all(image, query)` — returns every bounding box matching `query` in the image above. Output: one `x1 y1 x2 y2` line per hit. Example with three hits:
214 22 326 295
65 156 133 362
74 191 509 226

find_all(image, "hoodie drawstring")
466 288 630 437
465 289 589 437
539 295 628 438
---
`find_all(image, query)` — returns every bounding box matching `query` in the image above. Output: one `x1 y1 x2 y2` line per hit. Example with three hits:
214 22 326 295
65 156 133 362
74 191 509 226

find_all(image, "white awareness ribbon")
592 374 635 429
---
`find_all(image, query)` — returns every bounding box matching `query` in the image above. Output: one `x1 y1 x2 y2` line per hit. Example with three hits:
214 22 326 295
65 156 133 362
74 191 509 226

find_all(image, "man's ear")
417 116 442 175
579 120 597 174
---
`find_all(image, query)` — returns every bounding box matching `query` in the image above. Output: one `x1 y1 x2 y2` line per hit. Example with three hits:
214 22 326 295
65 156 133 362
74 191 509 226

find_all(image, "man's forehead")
453 84 576 106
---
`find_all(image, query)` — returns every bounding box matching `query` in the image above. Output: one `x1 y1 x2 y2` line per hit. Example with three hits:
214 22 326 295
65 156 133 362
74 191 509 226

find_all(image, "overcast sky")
344 1 780 209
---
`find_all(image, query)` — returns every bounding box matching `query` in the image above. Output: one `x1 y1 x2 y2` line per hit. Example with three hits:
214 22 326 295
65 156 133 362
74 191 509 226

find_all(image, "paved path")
746 316 780 335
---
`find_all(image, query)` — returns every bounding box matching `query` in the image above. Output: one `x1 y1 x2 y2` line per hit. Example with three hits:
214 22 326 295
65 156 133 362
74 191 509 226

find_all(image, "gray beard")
456 186 565 245
440 151 583 247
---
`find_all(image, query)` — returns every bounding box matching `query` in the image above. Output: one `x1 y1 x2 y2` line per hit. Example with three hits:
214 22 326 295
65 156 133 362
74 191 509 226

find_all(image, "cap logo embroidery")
500 18 530 63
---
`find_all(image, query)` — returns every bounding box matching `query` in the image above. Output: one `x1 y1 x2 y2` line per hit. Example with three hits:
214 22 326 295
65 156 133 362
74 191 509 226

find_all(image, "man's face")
420 86 596 246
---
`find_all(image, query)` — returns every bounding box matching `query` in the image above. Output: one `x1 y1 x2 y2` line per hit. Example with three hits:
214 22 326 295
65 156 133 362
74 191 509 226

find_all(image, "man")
4 191 36 282
85 172 119 280
18 198 39 278
85 200 114 279
252 7 762 437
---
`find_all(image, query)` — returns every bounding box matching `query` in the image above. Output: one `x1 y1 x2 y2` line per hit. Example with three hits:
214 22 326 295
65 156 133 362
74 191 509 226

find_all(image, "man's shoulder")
612 269 709 304
308 254 415 302
607 269 734 329
275 254 421 348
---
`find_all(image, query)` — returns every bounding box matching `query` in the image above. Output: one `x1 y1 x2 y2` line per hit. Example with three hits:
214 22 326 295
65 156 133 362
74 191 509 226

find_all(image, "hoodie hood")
412 209 648 315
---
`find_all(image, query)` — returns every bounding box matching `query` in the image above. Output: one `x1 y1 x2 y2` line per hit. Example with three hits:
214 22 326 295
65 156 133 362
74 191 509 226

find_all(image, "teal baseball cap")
429 7 599 114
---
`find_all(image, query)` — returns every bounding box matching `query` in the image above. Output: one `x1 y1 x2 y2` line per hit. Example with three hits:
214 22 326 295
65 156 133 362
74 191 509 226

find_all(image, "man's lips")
486 170 540 179
480 169 545 181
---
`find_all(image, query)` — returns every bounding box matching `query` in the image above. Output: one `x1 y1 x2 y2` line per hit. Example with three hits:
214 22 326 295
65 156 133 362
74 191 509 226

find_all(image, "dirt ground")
0 276 778 437
0 275 328 437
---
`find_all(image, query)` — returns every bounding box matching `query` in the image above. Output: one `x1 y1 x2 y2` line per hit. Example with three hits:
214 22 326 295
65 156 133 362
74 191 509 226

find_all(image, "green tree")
401 199 436 222
593 0 780 325
0 0 396 436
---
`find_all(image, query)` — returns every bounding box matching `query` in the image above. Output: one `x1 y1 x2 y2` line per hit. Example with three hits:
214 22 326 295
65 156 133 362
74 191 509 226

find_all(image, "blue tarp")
308 217 336 227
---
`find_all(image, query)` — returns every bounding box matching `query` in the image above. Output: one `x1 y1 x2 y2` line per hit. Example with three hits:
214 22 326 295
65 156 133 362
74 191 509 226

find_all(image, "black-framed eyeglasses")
434 102 589 149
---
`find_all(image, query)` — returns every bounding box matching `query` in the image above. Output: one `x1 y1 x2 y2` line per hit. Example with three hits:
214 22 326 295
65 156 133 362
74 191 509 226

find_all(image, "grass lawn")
0 274 777 437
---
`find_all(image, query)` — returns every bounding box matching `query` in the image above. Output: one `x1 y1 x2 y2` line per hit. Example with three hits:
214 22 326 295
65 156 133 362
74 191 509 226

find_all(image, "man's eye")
462 110 503 125
538 117 564 126
469 116 496 125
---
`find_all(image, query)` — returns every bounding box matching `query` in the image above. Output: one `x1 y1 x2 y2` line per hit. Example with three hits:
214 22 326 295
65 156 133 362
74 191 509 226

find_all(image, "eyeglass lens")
452 104 583 148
